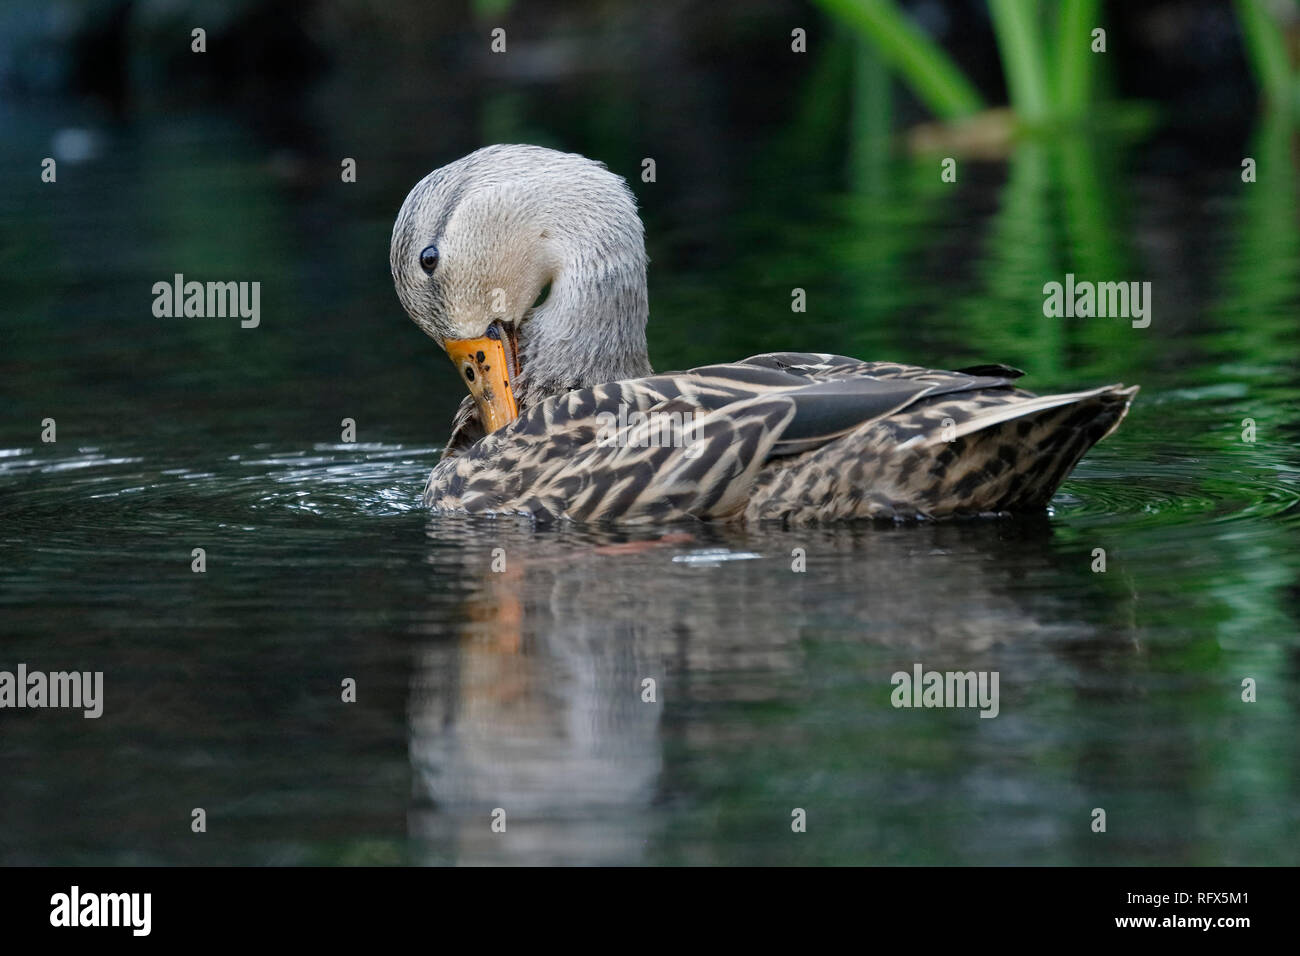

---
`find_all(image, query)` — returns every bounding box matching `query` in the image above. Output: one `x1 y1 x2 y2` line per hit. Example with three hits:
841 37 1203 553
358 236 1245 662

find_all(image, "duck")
390 144 1137 524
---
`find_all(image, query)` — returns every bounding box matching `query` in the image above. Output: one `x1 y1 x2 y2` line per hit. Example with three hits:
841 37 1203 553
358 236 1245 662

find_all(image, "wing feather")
424 353 1115 523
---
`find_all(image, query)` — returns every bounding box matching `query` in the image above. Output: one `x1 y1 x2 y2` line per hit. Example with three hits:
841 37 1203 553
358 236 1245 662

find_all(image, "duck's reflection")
409 524 669 865
407 515 1133 865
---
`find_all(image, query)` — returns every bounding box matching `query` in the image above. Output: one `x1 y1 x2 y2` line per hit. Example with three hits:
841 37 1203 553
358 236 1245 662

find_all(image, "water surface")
2 101 1298 865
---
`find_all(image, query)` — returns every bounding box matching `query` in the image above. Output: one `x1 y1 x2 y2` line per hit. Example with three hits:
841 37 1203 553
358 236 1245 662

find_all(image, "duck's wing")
425 359 1028 522
438 354 1027 461
735 351 1025 383
733 354 1138 521
702 355 1028 456
425 378 799 523
744 378 1138 522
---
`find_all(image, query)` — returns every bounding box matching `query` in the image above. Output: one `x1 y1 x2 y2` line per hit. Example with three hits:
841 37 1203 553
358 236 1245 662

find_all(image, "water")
2 100 1299 864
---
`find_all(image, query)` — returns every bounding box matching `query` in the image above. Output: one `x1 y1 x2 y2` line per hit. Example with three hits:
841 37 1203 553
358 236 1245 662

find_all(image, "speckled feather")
424 353 1137 523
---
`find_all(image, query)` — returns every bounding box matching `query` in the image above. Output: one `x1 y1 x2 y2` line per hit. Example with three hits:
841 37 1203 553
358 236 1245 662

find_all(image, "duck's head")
391 144 653 435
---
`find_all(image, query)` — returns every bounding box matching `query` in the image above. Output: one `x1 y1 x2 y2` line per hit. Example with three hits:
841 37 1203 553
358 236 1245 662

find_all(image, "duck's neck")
514 231 654 409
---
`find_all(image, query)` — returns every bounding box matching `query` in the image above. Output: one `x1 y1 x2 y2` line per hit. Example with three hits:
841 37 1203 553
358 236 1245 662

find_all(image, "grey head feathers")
391 144 653 410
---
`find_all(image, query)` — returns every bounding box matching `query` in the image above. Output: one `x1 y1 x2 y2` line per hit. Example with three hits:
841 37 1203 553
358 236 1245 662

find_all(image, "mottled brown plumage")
422 353 1136 523
391 146 1137 524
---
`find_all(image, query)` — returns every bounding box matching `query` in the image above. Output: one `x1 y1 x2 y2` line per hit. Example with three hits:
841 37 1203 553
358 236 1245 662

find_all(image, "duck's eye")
418 245 440 274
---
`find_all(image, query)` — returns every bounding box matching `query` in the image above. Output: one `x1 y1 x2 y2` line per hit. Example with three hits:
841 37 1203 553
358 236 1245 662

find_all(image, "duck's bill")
445 333 519 433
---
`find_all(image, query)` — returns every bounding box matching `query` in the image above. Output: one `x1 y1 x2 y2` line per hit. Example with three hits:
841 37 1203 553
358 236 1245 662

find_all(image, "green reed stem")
815 0 985 120
988 0 1051 124
1233 0 1295 110
1054 0 1100 115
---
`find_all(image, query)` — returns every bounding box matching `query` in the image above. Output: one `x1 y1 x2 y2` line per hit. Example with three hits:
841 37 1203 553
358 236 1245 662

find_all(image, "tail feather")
744 384 1138 522
919 385 1138 513
928 384 1135 445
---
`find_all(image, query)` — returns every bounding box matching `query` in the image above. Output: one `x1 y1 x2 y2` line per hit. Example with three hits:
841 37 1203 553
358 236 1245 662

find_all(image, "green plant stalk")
850 36 893 195
956 143 1061 377
815 0 984 120
1055 0 1100 115
1233 0 1294 108
988 0 1051 123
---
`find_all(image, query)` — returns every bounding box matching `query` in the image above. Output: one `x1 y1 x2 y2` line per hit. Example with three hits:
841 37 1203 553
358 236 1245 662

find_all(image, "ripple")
0 443 437 525
1056 460 1300 528
3 440 1298 535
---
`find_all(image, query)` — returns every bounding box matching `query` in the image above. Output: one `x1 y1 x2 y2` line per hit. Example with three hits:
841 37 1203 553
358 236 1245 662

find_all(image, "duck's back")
424 353 1137 524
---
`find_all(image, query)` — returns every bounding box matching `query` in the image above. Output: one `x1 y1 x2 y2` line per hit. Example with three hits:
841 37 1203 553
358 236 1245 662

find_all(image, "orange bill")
444 334 519 433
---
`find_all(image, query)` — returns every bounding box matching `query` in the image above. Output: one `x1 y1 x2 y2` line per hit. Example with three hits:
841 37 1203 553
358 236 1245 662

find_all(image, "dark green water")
2 100 1298 864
